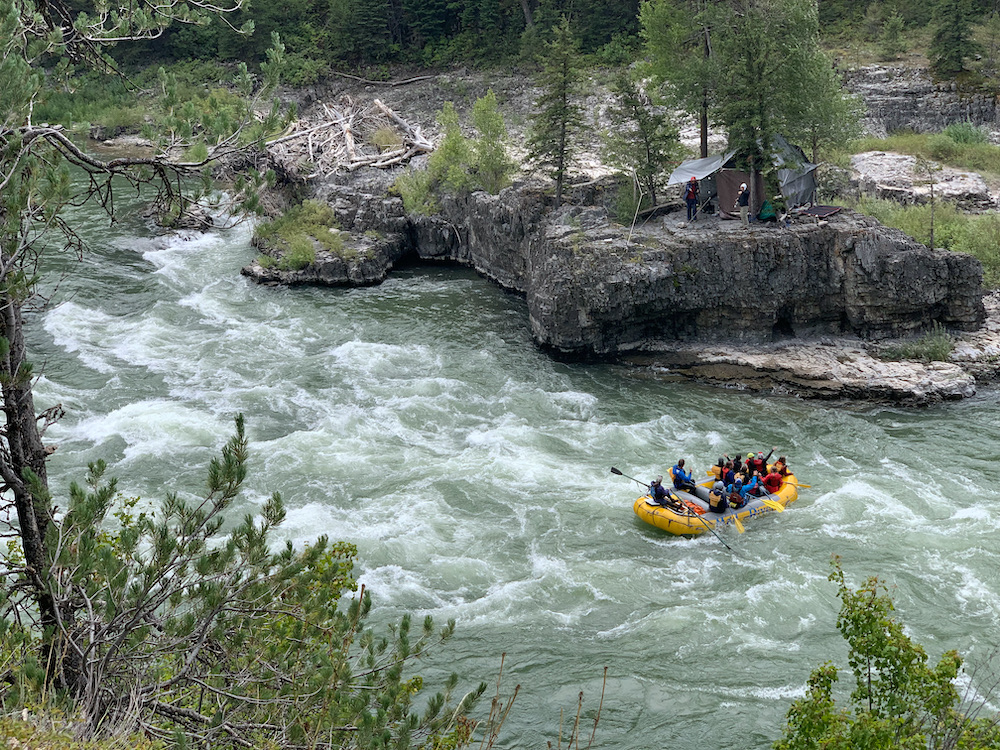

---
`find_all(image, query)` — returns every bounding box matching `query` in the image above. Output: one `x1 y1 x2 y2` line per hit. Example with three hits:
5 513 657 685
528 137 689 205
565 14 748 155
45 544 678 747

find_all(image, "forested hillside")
111 0 1000 84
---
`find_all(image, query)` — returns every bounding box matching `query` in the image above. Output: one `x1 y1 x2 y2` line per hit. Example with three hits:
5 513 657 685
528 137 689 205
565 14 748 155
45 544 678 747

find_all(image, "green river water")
29 200 1000 748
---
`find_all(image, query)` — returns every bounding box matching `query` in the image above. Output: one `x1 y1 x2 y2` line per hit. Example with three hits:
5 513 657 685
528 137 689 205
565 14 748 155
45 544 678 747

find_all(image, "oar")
760 496 784 512
783 480 811 488
610 467 650 490
733 515 745 533
754 484 785 512
667 490 736 552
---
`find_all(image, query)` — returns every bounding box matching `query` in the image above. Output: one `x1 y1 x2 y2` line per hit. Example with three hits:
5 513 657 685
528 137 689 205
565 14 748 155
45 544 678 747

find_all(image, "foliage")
846 132 1000 177
881 322 955 362
280 235 318 269
644 0 858 169
930 0 982 77
775 559 1000 750
640 0 716 158
785 47 865 163
943 121 990 145
470 89 516 194
527 16 585 206
396 91 514 215
429 102 475 193
853 195 1000 287
711 0 832 172
0 417 485 746
396 167 441 216
879 12 907 60
602 69 681 206
254 199 343 267
0 716 161 749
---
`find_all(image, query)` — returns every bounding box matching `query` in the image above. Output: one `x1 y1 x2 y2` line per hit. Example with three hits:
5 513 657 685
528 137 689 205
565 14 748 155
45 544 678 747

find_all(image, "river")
30 200 1000 748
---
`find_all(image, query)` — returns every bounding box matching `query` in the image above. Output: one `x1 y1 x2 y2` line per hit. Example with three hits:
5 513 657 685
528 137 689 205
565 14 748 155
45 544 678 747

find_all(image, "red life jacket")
763 472 782 493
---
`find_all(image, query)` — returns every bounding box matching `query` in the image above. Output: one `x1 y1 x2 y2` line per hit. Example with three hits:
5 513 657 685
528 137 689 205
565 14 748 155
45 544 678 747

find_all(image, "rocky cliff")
843 65 1000 137
244 178 985 362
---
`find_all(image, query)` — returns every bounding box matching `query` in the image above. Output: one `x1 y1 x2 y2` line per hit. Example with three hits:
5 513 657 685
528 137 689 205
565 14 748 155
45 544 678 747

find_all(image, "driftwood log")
265 96 433 179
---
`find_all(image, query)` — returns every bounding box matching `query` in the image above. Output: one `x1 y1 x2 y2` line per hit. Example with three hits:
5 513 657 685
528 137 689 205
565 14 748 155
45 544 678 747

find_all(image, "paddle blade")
734 516 745 533
761 497 784 512
611 467 623 476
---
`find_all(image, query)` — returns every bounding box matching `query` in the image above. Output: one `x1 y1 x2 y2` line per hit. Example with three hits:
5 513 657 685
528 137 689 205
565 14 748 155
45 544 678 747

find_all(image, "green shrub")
254 199 342 265
944 121 989 145
279 235 316 270
953 213 1000 287
853 197 1000 287
881 322 954 362
848 132 1000 176
395 168 440 216
927 133 960 161
257 254 276 269
611 180 648 225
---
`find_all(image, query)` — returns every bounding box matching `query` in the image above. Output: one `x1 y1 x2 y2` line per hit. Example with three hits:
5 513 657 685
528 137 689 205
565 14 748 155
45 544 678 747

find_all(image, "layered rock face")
849 151 995 209
244 181 985 360
526 208 983 356
843 65 1000 136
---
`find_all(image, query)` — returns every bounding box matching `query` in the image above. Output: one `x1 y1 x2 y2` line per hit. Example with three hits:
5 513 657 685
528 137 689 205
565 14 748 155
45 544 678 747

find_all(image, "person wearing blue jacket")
671 459 696 492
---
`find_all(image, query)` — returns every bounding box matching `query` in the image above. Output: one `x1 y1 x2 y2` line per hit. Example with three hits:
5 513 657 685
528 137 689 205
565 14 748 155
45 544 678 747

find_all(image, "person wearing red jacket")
762 467 783 494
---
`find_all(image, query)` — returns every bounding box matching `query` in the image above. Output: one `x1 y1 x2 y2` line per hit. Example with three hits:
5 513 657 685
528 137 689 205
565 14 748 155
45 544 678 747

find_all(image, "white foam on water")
45 303 119 374
67 401 229 463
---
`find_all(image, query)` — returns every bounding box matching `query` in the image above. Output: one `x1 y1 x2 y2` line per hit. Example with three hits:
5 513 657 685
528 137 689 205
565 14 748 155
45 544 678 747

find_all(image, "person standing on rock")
685 176 700 222
735 182 750 227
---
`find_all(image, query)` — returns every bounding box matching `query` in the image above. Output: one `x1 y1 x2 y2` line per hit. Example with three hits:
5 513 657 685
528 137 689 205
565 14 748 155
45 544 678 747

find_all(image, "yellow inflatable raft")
633 473 800 536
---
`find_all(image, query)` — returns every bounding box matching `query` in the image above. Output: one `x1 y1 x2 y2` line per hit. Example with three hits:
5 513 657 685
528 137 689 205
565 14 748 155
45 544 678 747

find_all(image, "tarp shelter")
667 137 818 218
770 134 818 208
716 169 765 219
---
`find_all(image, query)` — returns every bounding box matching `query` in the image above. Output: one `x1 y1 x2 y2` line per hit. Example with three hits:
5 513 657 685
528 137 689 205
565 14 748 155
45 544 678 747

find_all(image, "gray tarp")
771 134 818 207
668 137 818 209
667 151 736 186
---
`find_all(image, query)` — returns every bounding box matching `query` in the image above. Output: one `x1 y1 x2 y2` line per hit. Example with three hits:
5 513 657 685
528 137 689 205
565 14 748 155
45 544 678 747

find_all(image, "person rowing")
650 475 670 504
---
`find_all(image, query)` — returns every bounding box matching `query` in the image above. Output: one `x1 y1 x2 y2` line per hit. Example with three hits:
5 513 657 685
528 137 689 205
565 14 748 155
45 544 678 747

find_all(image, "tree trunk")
520 0 534 29
700 95 709 159
0 289 63 670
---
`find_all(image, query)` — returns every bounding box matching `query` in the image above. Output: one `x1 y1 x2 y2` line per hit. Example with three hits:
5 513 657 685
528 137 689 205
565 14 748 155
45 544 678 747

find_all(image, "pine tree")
526 16 584 206
930 0 981 77
602 70 680 206
641 0 719 158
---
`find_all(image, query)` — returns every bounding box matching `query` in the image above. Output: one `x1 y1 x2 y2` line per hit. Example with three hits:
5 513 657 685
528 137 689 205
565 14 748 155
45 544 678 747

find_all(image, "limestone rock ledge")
626 344 976 405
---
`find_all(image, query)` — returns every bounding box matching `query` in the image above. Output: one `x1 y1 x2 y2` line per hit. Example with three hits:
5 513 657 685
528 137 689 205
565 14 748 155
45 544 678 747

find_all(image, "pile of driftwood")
266 96 433 179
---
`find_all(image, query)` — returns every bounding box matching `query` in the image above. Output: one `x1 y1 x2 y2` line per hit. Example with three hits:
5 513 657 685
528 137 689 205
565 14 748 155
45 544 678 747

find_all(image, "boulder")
850 151 994 209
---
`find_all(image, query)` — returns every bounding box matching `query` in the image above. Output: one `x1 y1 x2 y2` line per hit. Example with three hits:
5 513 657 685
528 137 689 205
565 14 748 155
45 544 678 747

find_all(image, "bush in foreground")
775 559 1000 750
1 417 485 748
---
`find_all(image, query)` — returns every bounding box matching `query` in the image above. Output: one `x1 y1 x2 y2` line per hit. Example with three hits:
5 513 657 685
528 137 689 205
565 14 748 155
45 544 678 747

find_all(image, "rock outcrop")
243 179 985 366
627 343 976 405
849 151 994 209
843 65 1000 136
